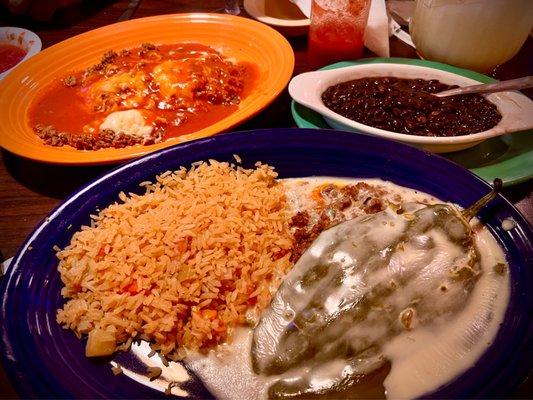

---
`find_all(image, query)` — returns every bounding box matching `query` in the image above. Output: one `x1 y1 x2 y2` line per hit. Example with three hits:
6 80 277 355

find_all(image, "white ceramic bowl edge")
289 64 533 153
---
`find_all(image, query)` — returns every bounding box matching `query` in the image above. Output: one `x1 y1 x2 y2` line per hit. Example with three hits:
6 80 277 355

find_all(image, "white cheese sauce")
381 221 509 399
118 177 510 400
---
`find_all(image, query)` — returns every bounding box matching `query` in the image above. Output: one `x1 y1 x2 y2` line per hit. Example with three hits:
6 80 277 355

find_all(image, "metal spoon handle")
435 76 533 98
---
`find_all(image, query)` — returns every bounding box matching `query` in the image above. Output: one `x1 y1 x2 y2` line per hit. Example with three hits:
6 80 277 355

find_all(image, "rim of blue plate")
1 128 532 399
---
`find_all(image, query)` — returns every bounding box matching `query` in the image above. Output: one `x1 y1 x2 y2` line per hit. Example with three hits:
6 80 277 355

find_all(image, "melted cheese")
88 71 147 110
151 60 196 102
99 109 153 139
184 178 510 400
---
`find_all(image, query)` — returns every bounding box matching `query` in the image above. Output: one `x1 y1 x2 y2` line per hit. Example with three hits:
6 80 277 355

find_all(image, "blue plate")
1 129 532 398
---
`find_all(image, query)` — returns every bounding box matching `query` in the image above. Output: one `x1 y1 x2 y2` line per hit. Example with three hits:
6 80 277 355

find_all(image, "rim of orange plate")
0 13 295 165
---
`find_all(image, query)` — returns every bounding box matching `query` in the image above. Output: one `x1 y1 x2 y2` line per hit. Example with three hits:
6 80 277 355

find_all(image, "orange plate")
0 14 295 165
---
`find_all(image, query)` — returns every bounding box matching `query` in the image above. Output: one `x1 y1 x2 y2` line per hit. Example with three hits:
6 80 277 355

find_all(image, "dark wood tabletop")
0 0 531 398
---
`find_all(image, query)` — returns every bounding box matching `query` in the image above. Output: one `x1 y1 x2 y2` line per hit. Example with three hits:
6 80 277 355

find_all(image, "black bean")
321 77 501 137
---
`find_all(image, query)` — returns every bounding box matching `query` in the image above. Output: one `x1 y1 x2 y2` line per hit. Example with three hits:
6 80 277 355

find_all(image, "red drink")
308 0 371 69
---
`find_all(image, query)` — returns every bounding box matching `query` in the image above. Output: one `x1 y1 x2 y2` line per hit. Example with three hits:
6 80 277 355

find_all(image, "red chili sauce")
0 43 26 73
30 43 259 150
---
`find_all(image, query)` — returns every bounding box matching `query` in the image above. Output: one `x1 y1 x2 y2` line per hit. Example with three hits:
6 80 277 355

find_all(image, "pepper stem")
461 179 503 221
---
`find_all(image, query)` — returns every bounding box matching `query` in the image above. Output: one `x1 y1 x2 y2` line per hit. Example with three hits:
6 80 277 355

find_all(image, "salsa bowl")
0 27 41 81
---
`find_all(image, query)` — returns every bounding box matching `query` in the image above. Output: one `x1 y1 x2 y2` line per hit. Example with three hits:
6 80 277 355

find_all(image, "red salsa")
0 43 26 73
30 43 259 150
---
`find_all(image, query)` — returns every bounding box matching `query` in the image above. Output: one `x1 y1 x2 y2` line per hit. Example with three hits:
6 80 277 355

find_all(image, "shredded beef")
289 183 387 262
35 125 162 150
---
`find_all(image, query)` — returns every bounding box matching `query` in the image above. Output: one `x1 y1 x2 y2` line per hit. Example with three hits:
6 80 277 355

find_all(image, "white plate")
0 27 41 81
289 63 533 153
244 0 309 36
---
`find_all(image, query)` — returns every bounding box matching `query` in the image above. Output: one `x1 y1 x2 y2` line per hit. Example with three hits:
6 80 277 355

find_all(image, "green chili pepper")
252 180 502 398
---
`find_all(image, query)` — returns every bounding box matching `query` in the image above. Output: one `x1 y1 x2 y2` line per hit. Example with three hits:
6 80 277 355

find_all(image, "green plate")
291 57 533 186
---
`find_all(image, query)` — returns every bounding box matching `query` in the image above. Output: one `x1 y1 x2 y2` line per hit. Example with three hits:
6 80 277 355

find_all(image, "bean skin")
322 77 502 137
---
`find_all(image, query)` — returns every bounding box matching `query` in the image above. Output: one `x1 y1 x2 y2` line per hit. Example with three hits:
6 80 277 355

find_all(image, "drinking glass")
308 0 371 69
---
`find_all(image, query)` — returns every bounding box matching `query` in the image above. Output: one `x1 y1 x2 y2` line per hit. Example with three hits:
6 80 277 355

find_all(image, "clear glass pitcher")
410 0 533 72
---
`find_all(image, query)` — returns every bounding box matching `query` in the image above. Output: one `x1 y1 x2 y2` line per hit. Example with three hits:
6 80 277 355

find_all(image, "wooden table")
0 1 531 398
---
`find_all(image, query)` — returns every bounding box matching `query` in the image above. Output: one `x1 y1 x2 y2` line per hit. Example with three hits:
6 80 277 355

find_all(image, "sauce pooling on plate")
0 43 26 73
144 178 510 400
321 77 502 137
29 43 258 150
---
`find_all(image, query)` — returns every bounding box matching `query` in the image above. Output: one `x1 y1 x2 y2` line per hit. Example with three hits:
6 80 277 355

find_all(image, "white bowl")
0 27 42 81
244 0 309 36
289 63 533 153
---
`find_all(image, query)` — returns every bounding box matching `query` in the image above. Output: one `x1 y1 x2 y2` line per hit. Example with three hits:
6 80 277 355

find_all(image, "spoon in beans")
435 76 533 98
